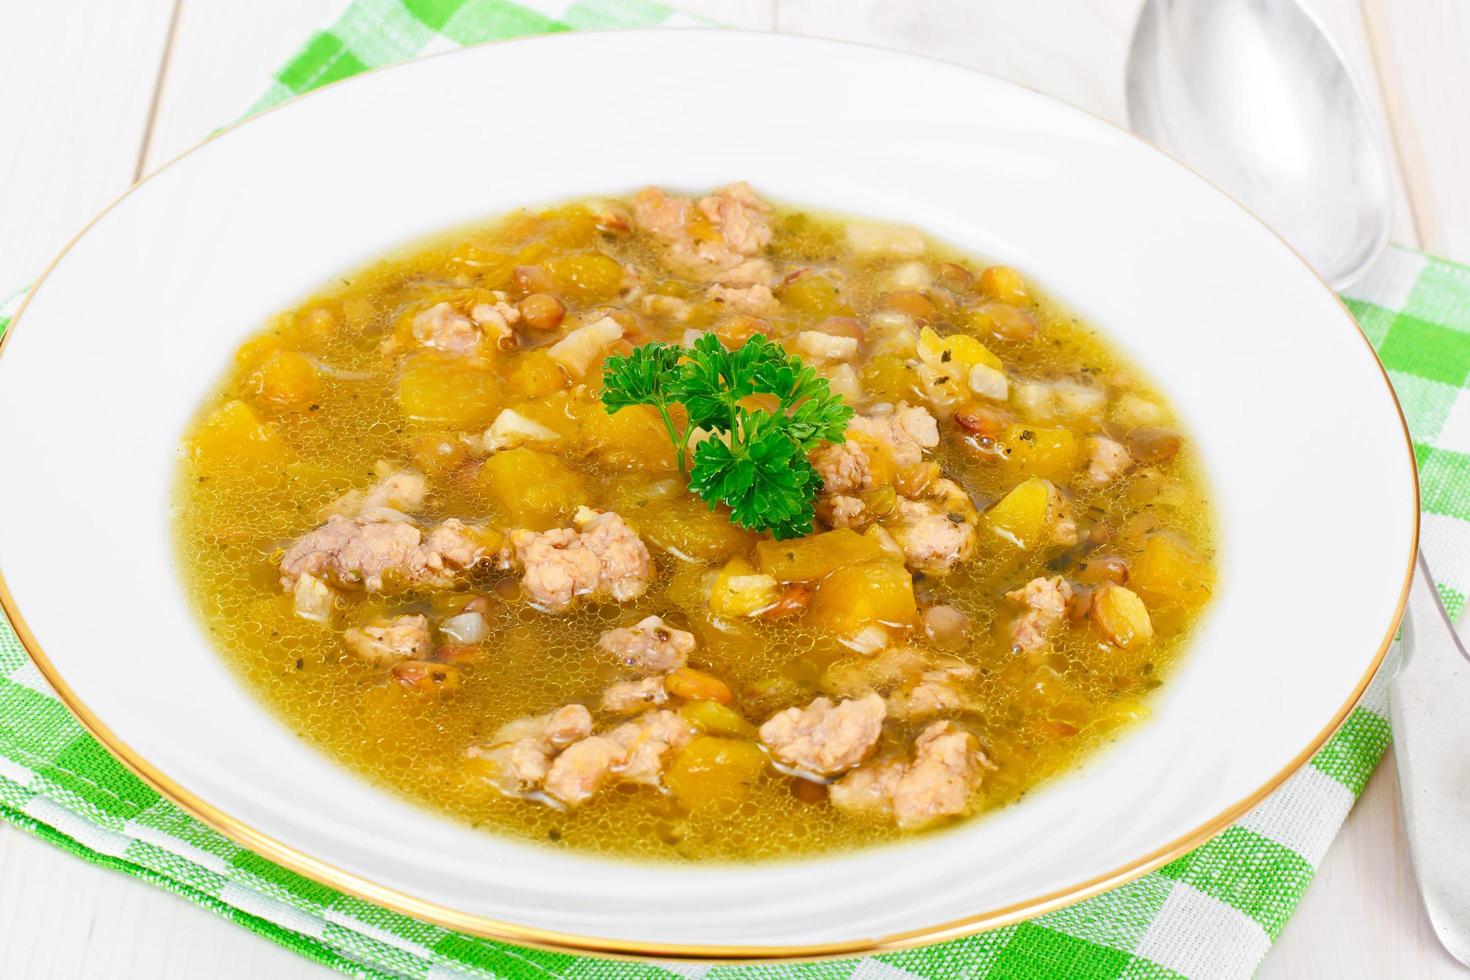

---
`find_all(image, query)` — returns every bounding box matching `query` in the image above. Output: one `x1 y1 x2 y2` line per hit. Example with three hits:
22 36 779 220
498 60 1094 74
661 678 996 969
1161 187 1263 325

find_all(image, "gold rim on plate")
0 30 1420 963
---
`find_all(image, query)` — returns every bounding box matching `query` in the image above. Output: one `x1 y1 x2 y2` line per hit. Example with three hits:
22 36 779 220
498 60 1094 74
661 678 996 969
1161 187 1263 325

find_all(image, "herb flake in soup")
175 184 1216 861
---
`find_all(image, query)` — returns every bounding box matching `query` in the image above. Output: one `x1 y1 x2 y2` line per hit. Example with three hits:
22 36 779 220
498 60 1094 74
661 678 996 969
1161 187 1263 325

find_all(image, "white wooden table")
0 1 1466 976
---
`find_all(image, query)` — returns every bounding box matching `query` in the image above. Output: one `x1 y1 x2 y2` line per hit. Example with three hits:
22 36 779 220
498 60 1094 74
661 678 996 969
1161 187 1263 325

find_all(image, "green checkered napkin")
0 2 1460 976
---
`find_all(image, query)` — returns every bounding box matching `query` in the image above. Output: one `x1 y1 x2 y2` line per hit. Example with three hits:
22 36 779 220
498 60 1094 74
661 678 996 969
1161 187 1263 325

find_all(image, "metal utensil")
1126 1 1470 966
1390 555 1470 967
1125 0 1392 289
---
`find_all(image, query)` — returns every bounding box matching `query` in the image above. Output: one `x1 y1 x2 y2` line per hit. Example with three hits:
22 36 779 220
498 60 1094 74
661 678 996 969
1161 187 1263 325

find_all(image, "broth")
175 186 1214 861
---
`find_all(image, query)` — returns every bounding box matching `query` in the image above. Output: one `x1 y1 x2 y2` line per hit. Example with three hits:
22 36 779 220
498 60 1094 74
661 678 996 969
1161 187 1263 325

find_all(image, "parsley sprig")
601 334 853 539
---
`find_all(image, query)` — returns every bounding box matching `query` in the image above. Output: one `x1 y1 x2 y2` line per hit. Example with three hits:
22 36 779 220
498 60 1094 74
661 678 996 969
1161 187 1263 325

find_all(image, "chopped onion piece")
1110 392 1165 429
292 573 335 623
823 363 862 403
711 572 781 618
869 311 916 333
547 315 623 377
302 356 374 381
440 611 488 645
841 625 890 654
880 260 933 292
968 363 1009 400
1053 381 1106 418
846 222 925 259
1012 381 1054 419
483 409 560 452
866 525 903 558
797 330 860 363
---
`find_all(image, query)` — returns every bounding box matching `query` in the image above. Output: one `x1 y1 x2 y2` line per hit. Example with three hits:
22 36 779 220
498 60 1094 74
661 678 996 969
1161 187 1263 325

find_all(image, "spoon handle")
1389 552 1470 967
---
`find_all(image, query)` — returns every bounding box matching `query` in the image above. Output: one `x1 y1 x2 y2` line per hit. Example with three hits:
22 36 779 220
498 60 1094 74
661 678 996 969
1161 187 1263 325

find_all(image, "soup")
175 184 1215 861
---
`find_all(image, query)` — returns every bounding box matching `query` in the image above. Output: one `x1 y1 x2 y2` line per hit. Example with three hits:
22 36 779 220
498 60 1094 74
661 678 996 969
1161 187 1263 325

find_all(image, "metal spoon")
1127 1 1470 966
1125 0 1392 289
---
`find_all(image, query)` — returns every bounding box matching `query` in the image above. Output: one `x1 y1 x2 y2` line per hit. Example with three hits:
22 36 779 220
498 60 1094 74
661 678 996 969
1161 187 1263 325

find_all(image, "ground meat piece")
894 665 978 720
891 482 978 576
279 516 487 592
1086 434 1132 486
715 257 775 286
827 757 906 817
821 494 868 529
852 403 940 468
410 302 481 353
813 407 974 574
542 705 593 744
1006 575 1074 651
467 704 594 796
469 302 520 350
1049 485 1080 548
640 293 694 321
699 182 772 256
630 186 692 239
810 441 874 497
811 403 940 495
707 282 778 315
823 646 978 721
600 676 669 715
830 721 988 829
543 709 693 805
472 300 520 327
507 507 653 612
598 615 696 673
610 710 695 786
825 646 929 698
758 693 886 777
631 183 773 281
542 735 624 805
324 466 427 520
893 722 987 829
424 520 484 568
341 613 431 664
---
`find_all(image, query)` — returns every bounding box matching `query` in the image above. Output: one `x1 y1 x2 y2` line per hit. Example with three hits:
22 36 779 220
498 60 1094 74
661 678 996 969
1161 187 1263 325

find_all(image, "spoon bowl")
1126 0 1393 288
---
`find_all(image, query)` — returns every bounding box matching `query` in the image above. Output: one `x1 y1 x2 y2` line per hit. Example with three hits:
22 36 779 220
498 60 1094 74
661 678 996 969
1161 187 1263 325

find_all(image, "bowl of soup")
0 31 1416 958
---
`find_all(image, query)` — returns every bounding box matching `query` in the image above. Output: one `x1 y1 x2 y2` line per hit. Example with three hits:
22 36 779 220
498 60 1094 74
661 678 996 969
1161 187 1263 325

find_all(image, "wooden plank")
1362 0 1470 260
1262 750 1469 979
144 0 776 175
776 0 1135 123
0 3 333 975
142 0 343 171
0 828 327 979
0 1 177 284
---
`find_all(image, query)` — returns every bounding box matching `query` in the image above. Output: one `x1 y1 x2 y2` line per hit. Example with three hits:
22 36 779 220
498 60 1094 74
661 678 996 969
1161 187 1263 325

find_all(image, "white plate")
0 31 1416 959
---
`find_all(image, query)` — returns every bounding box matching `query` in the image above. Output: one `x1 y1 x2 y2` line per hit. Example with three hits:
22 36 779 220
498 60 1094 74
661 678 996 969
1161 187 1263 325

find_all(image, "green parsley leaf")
673 333 759 431
598 334 852 539
688 411 823 538
600 342 683 412
600 342 689 468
